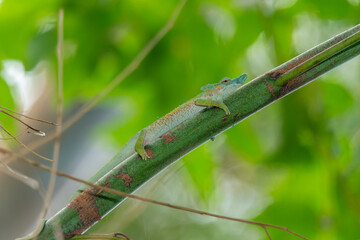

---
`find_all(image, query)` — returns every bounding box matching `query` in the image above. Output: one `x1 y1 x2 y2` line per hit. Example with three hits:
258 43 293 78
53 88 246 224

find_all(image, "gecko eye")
220 78 231 84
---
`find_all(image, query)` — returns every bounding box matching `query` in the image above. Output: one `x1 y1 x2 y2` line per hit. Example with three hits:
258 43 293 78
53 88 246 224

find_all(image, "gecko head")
231 73 248 85
201 73 248 92
219 74 248 85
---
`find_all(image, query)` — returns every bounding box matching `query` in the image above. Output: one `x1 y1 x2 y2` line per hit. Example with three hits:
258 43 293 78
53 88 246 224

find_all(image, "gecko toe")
140 151 151 160
221 105 231 115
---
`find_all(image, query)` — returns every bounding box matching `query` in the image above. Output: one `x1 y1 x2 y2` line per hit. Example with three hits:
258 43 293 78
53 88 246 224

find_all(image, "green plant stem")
36 24 360 239
275 29 360 86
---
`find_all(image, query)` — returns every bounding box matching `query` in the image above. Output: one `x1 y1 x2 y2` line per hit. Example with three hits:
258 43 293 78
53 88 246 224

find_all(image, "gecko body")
136 73 248 159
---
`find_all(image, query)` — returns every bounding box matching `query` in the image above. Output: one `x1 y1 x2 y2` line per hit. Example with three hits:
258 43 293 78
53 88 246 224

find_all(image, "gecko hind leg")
135 129 150 160
194 98 231 115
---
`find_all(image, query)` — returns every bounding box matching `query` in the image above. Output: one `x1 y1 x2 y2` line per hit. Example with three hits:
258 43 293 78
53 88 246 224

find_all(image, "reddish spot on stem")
280 76 303 96
264 79 275 97
268 71 284 80
266 38 344 81
161 132 178 143
66 187 102 238
146 149 154 158
222 115 229 122
116 170 133 188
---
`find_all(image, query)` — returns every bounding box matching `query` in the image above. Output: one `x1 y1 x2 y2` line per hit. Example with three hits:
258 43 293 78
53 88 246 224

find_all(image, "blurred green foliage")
0 0 360 239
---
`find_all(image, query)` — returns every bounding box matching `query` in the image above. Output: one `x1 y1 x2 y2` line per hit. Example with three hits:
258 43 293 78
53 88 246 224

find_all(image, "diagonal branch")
33 24 360 239
2 147 307 240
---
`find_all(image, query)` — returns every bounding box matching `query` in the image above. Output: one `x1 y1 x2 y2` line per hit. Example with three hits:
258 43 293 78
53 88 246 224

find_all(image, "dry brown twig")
0 106 57 126
0 125 53 162
41 8 64 219
0 147 308 240
0 159 39 189
0 110 45 136
0 105 57 160
0 128 29 140
0 106 56 189
0 106 57 140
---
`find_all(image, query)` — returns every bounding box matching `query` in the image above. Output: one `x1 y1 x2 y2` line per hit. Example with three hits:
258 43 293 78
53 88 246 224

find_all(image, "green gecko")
135 73 248 160
71 73 247 200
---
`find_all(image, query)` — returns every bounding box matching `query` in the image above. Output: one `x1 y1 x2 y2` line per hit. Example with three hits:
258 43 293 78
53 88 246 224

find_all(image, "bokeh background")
0 0 359 239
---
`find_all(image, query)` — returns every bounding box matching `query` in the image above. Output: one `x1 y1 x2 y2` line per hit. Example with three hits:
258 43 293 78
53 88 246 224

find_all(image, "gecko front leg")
194 96 230 115
193 75 247 115
135 129 150 160
194 84 231 115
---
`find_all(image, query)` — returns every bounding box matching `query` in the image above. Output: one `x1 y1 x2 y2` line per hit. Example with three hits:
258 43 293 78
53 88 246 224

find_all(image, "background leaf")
0 0 359 239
